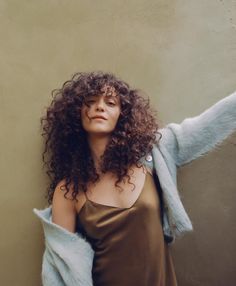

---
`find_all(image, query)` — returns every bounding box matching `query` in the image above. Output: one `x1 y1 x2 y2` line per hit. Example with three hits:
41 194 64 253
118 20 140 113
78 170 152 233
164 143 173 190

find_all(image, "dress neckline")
81 171 152 211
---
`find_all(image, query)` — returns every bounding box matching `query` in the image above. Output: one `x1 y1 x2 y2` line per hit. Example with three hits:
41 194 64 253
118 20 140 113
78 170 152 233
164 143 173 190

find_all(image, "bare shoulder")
53 179 76 200
52 179 77 233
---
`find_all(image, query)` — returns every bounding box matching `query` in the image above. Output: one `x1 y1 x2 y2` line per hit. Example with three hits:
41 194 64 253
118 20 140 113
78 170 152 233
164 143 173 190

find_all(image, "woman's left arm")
159 90 236 167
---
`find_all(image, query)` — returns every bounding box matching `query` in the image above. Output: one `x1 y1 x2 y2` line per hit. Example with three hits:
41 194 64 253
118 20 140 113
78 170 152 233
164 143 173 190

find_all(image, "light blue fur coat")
34 91 236 286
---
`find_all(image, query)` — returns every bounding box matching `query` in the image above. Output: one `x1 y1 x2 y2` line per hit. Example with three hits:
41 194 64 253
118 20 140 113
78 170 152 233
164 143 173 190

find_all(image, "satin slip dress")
76 168 178 286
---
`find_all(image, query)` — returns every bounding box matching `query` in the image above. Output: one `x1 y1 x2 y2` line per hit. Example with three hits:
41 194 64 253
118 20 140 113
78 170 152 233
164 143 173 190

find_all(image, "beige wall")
0 1 235 285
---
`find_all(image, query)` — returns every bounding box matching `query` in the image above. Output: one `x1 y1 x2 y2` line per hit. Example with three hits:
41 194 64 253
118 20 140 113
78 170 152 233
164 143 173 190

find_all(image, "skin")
52 85 149 233
80 86 121 172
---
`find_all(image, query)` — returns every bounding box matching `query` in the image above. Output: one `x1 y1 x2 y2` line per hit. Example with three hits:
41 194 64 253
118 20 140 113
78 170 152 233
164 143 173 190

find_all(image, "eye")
107 101 116 106
84 99 95 106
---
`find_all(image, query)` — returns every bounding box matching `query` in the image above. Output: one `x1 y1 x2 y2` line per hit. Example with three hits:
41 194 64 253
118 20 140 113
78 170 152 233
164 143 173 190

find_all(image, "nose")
95 98 105 111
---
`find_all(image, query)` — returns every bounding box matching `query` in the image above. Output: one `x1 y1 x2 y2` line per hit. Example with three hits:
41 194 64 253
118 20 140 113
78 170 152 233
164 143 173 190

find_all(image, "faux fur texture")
157 90 236 239
34 90 236 285
33 207 94 286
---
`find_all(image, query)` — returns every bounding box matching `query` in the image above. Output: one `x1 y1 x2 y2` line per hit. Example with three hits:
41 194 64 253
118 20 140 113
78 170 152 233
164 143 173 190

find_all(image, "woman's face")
81 85 121 136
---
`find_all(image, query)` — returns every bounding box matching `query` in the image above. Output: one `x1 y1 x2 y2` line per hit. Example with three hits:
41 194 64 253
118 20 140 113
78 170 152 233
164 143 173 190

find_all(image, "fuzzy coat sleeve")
33 207 94 286
159 90 236 167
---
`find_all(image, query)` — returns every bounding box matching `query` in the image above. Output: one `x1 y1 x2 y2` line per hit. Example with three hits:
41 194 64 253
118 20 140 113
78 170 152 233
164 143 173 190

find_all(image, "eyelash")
107 101 116 106
85 100 116 106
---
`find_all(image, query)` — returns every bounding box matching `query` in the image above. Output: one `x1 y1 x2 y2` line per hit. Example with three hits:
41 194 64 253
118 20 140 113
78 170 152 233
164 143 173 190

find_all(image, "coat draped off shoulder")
34 90 236 286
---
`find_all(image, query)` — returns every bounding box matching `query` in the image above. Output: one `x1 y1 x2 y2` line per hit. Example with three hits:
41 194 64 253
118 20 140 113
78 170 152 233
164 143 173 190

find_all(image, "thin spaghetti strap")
145 166 153 176
84 190 89 201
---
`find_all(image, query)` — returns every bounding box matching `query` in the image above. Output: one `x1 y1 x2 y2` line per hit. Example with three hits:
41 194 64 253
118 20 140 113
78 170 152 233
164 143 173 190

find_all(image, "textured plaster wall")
0 1 235 285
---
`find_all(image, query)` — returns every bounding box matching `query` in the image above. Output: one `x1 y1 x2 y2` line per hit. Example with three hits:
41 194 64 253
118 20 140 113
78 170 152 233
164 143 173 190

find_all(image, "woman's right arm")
52 180 77 233
34 183 94 285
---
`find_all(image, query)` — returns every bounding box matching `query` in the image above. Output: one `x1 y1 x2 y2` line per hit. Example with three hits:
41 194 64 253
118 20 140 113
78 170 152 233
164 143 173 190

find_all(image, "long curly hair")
40 71 162 204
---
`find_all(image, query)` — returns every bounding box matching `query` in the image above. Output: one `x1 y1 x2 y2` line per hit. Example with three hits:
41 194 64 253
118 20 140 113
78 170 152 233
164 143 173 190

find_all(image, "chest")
77 165 152 209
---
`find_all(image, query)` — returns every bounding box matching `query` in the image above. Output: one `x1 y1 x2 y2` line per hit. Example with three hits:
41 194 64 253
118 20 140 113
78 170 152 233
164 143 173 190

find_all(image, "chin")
86 129 113 135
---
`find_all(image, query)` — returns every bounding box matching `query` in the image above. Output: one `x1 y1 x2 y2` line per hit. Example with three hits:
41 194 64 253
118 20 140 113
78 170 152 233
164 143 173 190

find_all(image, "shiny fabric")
77 171 178 286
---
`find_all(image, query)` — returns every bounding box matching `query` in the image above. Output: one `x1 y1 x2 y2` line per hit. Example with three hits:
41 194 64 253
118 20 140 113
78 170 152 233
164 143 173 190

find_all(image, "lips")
92 115 107 120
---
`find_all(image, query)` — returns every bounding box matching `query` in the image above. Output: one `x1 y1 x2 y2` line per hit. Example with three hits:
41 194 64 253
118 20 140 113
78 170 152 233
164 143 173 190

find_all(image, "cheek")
81 110 89 128
81 106 89 120
112 110 121 125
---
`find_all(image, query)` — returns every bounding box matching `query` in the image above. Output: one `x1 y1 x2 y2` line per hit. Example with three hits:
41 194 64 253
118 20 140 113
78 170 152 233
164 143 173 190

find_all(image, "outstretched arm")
159 90 236 167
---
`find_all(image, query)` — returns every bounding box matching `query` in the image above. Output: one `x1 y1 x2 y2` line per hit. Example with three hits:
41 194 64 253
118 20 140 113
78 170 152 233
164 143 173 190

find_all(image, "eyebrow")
88 94 119 101
105 94 118 100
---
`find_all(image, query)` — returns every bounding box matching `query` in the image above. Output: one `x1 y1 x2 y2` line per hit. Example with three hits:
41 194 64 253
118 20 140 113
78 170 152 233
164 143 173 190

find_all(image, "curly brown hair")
40 71 162 204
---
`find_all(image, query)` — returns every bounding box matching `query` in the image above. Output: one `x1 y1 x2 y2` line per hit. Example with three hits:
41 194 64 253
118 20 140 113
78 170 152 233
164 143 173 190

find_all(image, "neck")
87 133 110 173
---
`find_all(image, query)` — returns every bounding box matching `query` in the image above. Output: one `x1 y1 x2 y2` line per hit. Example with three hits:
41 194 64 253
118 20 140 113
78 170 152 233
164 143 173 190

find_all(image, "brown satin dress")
76 170 178 286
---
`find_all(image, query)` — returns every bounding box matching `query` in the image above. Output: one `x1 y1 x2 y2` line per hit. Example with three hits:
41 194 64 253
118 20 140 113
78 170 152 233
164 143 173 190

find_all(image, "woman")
34 71 236 286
